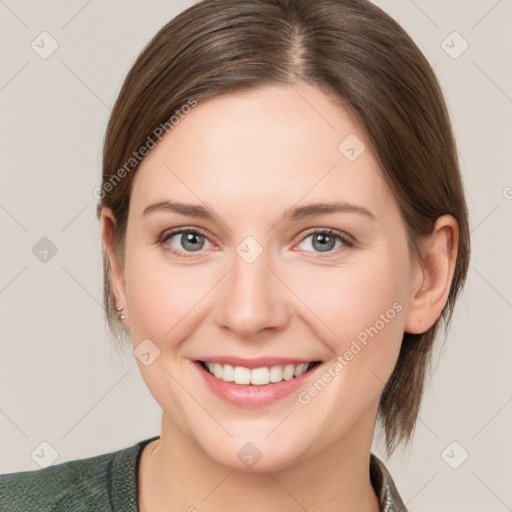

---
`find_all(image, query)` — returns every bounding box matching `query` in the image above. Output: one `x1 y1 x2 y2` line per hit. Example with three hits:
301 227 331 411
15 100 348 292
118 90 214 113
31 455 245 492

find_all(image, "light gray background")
1 1 511 510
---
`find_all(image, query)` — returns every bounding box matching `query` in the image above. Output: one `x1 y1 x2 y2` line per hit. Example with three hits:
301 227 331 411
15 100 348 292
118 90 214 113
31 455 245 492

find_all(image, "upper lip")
195 356 319 369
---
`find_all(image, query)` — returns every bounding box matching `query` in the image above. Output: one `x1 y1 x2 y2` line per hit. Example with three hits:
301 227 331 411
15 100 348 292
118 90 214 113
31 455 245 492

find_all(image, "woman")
0 0 470 510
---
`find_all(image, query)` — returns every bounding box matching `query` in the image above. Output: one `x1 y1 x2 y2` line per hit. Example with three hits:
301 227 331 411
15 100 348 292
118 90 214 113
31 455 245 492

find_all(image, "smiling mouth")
198 360 321 385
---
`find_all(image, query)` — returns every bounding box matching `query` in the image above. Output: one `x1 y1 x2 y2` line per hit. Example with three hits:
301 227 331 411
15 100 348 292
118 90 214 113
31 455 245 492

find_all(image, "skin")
100 83 458 511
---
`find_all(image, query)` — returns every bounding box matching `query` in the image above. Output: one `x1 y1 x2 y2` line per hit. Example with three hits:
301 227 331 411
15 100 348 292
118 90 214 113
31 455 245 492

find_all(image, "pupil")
313 233 335 252
182 232 204 251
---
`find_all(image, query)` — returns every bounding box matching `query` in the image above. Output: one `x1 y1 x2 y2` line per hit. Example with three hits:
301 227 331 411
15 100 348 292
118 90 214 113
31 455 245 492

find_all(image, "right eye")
160 228 214 258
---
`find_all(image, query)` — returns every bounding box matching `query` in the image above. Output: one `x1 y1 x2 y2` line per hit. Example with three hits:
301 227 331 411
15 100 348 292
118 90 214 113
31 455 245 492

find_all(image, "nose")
214 249 292 339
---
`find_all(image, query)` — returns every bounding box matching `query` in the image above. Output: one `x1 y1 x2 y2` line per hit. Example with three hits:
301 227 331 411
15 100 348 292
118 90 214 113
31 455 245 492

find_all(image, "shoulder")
370 453 408 512
0 438 156 512
0 449 116 511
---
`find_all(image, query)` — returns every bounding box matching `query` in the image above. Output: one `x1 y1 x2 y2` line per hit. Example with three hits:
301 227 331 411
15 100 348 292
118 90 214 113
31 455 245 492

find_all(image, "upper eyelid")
160 227 214 247
162 226 212 239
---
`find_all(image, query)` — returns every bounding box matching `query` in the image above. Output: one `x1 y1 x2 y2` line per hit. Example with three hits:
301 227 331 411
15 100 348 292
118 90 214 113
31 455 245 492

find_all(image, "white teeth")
222 364 234 382
213 363 223 379
203 362 313 385
233 366 251 385
282 364 295 380
269 365 283 383
250 367 269 385
294 363 309 377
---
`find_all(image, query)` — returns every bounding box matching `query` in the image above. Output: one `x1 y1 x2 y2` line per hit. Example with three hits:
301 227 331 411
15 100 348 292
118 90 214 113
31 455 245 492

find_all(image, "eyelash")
159 227 354 259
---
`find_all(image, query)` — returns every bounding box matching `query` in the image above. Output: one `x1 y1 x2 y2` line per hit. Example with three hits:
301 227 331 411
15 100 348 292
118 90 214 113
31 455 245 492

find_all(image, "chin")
199 434 309 474
217 449 299 473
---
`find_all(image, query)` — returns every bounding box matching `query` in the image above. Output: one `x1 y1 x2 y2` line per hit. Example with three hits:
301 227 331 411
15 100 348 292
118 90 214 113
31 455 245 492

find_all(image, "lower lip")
194 361 321 407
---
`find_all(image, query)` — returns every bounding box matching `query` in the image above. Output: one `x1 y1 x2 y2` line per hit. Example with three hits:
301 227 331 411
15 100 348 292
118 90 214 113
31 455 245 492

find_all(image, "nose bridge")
214 242 290 337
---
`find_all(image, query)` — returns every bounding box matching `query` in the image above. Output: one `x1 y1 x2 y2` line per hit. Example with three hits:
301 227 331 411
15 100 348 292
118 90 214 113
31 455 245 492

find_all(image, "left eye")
296 230 348 254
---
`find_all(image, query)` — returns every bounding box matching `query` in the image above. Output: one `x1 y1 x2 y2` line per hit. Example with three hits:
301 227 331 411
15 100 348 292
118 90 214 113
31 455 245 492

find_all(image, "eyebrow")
141 200 375 221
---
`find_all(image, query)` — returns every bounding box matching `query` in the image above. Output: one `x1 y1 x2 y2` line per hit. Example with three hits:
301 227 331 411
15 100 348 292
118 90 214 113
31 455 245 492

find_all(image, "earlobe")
100 207 129 327
404 215 459 334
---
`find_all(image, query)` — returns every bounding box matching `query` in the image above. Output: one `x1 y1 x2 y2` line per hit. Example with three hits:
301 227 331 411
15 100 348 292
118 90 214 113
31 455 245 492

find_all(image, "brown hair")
96 0 470 455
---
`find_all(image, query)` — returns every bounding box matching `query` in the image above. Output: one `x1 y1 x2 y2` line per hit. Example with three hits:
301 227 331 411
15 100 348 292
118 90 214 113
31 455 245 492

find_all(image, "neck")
138 412 381 512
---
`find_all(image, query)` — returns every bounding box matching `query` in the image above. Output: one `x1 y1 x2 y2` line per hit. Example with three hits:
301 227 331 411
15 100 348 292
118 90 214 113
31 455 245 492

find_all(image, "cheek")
290 250 409 378
126 270 188 342
285 254 409 441
122 248 216 431
123 244 217 351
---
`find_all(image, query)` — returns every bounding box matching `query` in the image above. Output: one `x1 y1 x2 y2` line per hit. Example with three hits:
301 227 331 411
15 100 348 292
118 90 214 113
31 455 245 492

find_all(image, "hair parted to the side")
97 0 470 455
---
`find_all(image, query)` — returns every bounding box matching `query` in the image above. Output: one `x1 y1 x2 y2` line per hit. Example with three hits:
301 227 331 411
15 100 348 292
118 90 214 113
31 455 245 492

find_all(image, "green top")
0 436 408 511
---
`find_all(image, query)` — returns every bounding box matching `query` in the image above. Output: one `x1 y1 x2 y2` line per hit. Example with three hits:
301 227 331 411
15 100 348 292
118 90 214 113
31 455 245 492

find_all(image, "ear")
404 215 459 334
99 207 129 328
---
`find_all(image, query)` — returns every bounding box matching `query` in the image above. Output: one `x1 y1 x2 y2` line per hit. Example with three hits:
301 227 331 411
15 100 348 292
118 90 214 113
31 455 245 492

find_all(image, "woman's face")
115 84 421 471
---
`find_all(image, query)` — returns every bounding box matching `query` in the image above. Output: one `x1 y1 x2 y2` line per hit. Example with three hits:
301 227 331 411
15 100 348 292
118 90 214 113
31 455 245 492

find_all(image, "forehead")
130 84 394 220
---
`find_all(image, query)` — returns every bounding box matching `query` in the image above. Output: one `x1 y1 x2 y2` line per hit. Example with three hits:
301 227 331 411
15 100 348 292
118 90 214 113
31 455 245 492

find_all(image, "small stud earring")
116 306 127 320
